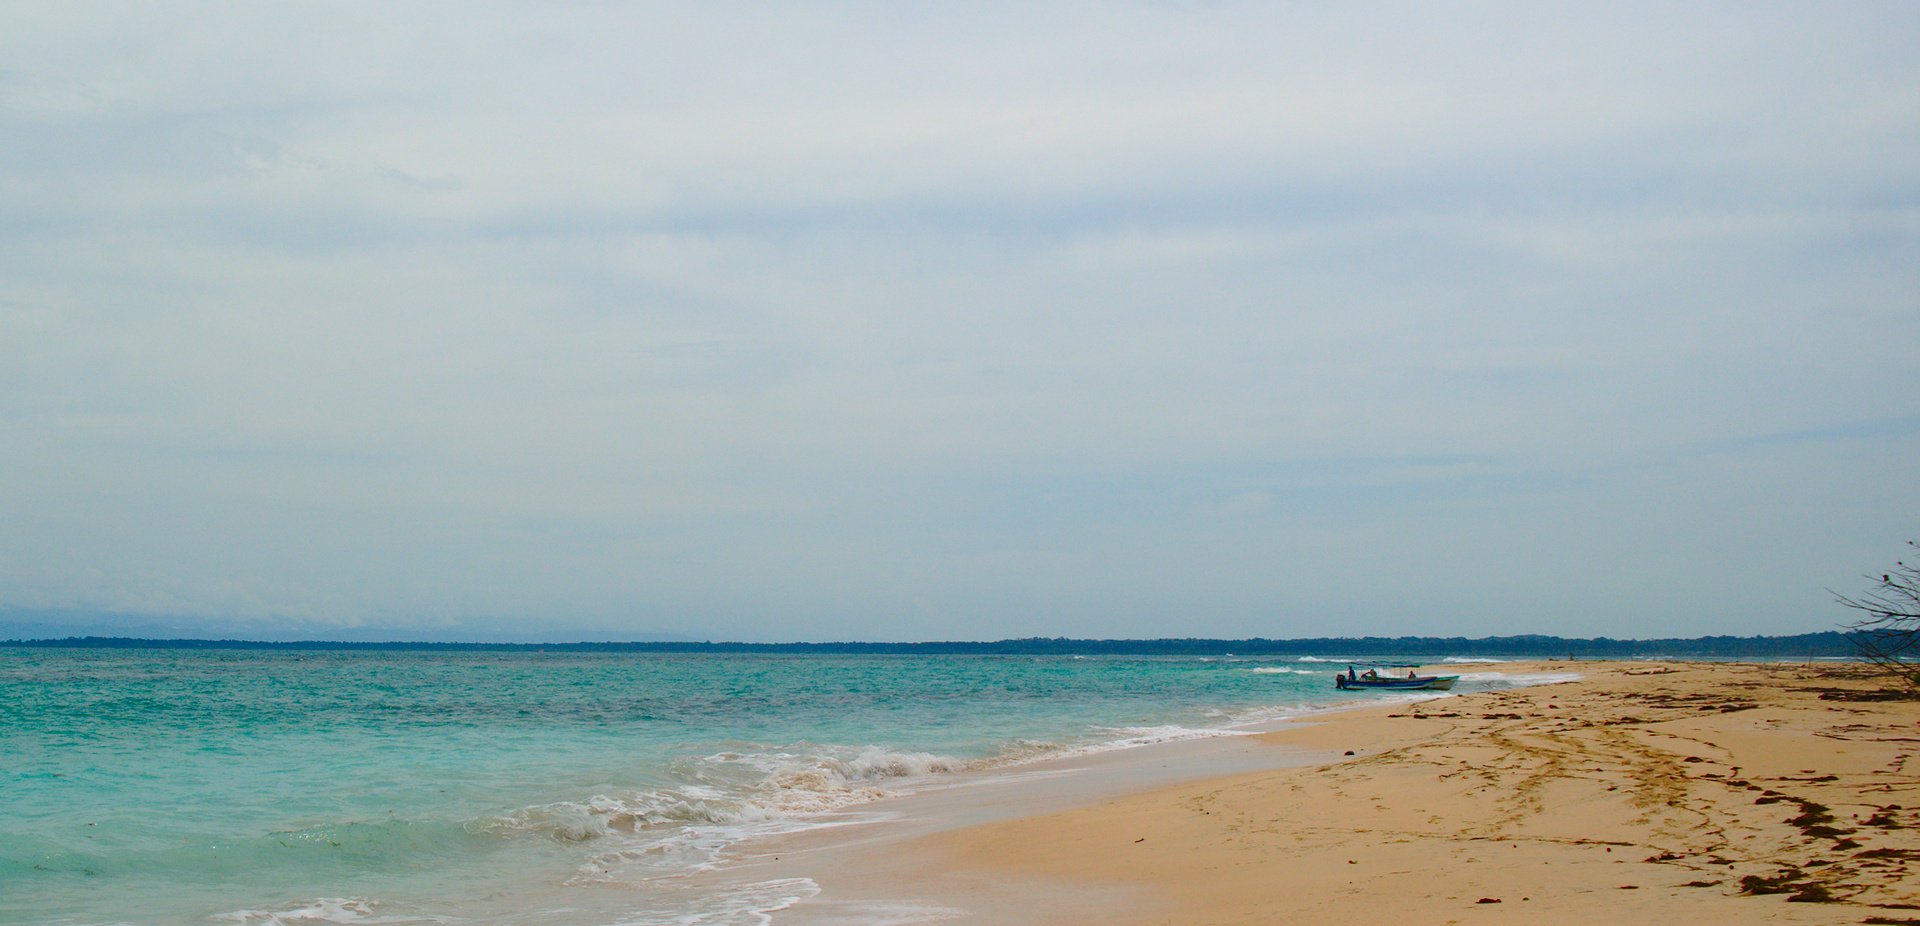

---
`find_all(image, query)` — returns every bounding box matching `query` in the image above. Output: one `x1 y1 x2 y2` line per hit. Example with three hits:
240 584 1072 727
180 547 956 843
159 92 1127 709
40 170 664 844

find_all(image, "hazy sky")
3 1 1915 643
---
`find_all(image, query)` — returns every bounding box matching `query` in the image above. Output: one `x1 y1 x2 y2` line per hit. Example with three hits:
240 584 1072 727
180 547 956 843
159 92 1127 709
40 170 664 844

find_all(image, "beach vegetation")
1837 541 1920 692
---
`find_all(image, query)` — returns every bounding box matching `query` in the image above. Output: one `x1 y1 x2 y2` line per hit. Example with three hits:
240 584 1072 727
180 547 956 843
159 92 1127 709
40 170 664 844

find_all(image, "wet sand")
747 660 1920 925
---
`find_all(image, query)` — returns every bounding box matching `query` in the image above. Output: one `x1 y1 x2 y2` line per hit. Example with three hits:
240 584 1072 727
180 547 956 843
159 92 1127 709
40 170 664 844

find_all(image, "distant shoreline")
0 631 1856 658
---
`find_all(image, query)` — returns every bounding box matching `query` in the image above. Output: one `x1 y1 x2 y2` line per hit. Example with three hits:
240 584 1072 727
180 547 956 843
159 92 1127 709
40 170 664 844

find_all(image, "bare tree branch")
1836 540 1920 691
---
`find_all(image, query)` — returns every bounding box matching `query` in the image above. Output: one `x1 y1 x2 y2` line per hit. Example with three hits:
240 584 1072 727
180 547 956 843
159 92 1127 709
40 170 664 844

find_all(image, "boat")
1334 665 1459 691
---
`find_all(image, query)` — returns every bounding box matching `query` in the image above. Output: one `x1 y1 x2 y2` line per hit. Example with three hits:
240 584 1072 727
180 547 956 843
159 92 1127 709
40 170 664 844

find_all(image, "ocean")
0 647 1550 926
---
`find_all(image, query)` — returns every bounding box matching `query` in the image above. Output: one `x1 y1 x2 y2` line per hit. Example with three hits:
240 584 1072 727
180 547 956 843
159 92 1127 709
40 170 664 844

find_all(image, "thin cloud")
2 1 1915 641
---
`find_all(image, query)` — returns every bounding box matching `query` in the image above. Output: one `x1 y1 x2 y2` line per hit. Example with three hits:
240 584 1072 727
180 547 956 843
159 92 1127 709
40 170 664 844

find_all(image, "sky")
2 1 1915 644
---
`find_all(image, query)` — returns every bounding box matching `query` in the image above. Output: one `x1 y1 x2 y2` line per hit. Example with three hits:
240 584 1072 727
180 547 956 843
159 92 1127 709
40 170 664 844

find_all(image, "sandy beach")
770 661 1920 925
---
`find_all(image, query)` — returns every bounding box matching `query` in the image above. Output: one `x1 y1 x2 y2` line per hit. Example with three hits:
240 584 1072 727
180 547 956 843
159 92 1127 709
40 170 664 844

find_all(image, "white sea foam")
487 744 978 853
711 745 970 813
486 787 764 843
1222 701 1338 725
213 898 444 926
604 878 824 926
1091 723 1247 750
1450 670 1583 689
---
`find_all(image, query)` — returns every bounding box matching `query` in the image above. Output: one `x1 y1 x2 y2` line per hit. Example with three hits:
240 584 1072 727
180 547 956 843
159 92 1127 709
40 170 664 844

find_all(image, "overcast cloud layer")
3 1 1915 642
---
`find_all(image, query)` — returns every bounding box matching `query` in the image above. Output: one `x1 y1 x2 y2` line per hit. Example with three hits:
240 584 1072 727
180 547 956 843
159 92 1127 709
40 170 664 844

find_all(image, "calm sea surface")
1 648 1525 925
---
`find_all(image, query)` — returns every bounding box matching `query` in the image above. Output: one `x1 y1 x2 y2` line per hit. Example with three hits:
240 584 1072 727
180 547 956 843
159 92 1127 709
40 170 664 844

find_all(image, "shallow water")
0 648 1545 925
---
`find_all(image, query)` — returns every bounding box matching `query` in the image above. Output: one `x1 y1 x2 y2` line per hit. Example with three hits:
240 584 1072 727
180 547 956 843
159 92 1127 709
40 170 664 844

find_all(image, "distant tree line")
1 631 1857 658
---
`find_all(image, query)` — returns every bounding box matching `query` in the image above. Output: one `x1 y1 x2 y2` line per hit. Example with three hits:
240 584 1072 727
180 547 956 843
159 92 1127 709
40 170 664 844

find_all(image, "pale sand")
894 661 1920 925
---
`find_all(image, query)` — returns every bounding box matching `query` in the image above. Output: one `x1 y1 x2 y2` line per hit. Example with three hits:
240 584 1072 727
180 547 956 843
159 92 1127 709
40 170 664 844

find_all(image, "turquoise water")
1 648 1484 925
